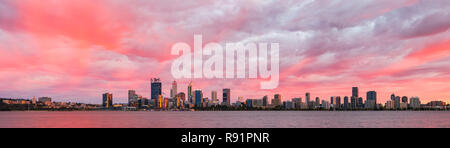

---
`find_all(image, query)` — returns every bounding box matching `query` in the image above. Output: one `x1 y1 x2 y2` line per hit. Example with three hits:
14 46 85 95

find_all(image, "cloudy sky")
0 0 449 104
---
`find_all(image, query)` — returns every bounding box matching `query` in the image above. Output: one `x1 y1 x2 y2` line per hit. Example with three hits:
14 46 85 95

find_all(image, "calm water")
0 111 449 128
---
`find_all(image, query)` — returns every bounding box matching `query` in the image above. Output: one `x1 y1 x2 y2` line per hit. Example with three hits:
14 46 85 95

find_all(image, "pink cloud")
0 0 449 104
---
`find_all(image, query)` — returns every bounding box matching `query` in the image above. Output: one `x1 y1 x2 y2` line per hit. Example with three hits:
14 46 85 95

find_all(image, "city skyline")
1 79 449 106
1 0 450 103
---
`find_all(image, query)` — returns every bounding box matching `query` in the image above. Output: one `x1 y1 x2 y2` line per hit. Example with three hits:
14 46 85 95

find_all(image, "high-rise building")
315 97 320 108
391 94 396 101
223 88 231 106
402 96 408 104
335 96 341 109
188 81 193 104
321 100 330 109
102 93 113 109
352 87 359 98
272 94 282 106
177 92 186 102
170 81 177 98
350 96 356 109
366 91 377 109
357 97 363 109
195 90 203 107
262 96 268 107
158 95 163 109
211 91 218 102
395 96 401 109
410 97 421 109
305 92 311 104
128 90 138 107
151 78 162 104
343 96 349 110
330 96 334 107
292 98 302 109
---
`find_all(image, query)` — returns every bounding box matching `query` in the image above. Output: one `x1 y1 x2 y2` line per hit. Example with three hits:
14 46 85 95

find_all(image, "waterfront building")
128 90 138 107
330 96 334 106
357 97 363 109
223 88 231 106
315 97 320 108
272 94 282 107
305 92 311 105
321 100 330 110
211 91 218 102
262 96 268 107
394 96 401 109
385 101 394 110
102 93 113 109
366 91 377 109
292 98 302 109
350 96 356 109
402 96 408 104
38 97 52 104
195 90 203 107
410 97 421 109
400 102 408 110
188 81 193 104
170 81 177 99
352 87 359 98
343 96 349 110
246 99 253 108
335 96 341 109
151 78 162 105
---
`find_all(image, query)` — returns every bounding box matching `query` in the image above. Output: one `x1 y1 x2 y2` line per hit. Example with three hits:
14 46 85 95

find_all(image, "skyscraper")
195 90 203 107
410 97 421 109
151 78 162 104
211 91 218 102
343 96 349 110
305 92 310 104
402 96 408 104
351 96 356 109
272 94 282 106
170 81 177 98
128 90 137 107
357 97 363 109
330 96 334 105
335 96 341 109
366 91 377 109
315 97 320 108
188 81 193 104
394 96 401 109
352 87 359 98
223 88 231 106
102 93 113 109
262 95 268 107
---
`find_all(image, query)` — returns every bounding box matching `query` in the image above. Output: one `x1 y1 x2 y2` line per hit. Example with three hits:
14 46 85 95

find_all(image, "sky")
0 0 449 104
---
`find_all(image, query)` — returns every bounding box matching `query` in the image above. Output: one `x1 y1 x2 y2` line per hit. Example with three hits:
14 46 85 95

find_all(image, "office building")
305 92 311 104
102 93 113 109
151 78 162 104
410 97 421 109
128 90 138 107
211 91 218 102
195 90 203 107
272 94 282 107
170 81 177 98
223 88 231 106
366 91 377 109
186 82 193 104
352 87 359 98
